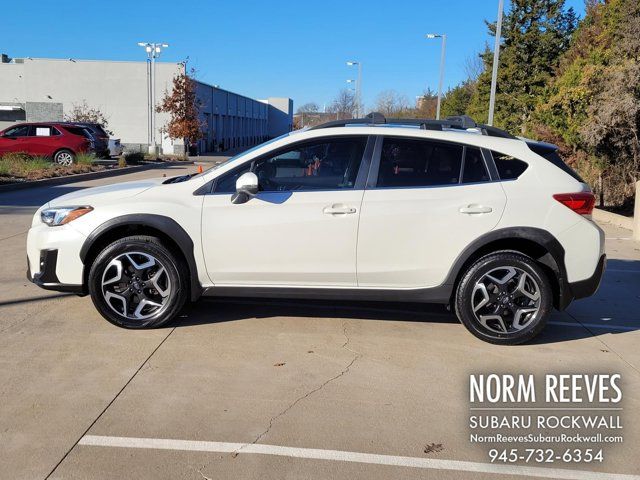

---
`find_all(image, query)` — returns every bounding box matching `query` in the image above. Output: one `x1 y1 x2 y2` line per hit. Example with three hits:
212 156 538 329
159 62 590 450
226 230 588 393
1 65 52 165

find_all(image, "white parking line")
79 435 640 480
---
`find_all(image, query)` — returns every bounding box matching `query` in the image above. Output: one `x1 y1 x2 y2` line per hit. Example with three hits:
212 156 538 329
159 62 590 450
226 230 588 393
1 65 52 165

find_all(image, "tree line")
299 0 639 209
451 0 640 209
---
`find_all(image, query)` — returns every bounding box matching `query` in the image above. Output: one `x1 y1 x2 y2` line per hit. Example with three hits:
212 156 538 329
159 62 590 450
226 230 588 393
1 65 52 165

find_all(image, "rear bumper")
557 254 606 310
27 249 85 294
569 254 606 300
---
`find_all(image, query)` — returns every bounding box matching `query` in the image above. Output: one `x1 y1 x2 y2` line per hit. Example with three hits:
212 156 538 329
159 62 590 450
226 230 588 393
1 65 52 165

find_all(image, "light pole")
346 61 362 118
138 42 169 154
488 0 504 126
426 33 446 120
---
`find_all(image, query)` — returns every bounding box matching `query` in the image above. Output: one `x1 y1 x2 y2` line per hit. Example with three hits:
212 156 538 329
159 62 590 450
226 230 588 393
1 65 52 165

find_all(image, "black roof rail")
477 124 517 139
308 112 516 139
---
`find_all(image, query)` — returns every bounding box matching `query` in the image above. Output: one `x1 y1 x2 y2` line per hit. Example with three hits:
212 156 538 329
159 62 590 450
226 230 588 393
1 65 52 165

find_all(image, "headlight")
41 206 93 226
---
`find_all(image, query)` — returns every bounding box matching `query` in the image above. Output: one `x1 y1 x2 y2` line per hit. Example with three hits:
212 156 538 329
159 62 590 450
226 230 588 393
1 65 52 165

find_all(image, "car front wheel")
88 235 188 328
454 252 552 345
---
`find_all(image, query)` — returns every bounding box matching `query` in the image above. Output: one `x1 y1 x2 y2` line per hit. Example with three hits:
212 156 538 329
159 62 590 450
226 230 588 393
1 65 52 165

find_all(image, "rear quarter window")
491 151 529 180
64 126 91 137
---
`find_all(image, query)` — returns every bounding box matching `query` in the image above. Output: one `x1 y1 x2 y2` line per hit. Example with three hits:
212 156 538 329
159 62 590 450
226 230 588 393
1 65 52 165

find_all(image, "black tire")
88 235 188 328
53 149 75 166
454 251 552 345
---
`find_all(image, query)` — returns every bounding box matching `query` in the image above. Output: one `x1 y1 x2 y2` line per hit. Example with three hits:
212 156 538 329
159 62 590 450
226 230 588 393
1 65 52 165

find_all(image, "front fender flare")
79 214 202 301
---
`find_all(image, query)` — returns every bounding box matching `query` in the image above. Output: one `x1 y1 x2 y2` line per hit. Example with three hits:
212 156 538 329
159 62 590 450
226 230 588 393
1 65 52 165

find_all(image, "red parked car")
0 122 93 165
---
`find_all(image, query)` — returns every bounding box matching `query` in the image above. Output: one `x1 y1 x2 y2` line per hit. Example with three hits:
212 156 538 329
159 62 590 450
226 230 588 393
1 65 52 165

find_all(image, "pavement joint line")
44 327 177 479
77 435 640 480
230 320 362 459
564 311 640 377
0 230 28 242
547 321 638 332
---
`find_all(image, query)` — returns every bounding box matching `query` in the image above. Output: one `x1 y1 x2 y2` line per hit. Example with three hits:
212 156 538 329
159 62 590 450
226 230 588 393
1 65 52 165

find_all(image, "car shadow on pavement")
172 258 640 346
0 293 71 307
175 297 458 327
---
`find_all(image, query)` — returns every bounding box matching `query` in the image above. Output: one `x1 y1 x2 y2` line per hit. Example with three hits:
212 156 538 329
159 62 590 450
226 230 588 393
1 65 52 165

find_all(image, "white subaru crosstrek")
27 115 605 345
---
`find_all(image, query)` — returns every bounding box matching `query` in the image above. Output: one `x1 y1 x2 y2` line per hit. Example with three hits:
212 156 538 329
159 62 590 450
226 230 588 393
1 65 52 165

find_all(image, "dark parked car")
0 122 92 165
64 122 110 158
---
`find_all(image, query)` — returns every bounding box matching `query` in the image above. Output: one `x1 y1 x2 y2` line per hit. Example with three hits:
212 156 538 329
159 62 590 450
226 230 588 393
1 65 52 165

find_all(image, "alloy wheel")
471 266 541 334
101 251 171 322
55 152 74 166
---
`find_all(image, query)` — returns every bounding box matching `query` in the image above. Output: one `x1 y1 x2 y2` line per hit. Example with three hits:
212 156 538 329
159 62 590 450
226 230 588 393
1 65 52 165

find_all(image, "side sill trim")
201 284 454 304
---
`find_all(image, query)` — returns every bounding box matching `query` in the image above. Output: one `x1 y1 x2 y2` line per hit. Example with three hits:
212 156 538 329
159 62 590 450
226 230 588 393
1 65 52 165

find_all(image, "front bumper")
26 249 85 294
27 222 86 293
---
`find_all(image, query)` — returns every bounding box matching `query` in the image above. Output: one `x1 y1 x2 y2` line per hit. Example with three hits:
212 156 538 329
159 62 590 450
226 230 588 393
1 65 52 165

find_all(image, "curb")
0 161 194 193
593 208 634 231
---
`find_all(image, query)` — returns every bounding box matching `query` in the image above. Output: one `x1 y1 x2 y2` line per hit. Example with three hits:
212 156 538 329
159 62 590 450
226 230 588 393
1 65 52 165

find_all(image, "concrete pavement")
0 166 639 479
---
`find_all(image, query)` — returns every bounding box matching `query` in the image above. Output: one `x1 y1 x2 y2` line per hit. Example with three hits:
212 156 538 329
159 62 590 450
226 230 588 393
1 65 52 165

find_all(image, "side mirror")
231 171 259 204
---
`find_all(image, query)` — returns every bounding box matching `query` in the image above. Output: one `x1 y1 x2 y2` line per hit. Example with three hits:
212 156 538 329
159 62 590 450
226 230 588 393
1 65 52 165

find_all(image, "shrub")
124 152 145 164
0 152 52 178
76 153 96 166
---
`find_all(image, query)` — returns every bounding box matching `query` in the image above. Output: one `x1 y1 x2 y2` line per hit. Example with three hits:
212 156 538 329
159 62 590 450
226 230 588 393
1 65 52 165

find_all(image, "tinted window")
3 125 30 137
462 147 490 183
492 151 529 180
377 138 463 188
64 126 91 137
253 137 366 192
92 125 109 137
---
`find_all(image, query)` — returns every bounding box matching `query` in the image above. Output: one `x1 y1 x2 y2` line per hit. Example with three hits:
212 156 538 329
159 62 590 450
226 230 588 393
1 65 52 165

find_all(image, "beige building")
0 55 293 154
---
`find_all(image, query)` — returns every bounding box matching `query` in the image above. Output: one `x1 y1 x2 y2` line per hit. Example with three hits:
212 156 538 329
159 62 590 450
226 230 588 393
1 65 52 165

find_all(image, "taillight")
553 192 595 215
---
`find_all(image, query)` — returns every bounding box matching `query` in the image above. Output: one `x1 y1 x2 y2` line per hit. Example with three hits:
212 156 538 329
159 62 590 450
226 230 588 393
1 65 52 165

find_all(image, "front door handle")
323 204 357 215
459 204 493 214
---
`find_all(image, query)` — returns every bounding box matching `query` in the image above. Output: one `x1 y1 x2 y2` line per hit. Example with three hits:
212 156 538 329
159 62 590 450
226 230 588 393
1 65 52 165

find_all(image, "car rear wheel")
54 149 75 166
88 235 188 328
454 252 552 345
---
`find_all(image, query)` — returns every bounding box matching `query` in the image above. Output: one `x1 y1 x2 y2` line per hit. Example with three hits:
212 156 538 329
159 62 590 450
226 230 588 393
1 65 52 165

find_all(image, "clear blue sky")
2 0 585 111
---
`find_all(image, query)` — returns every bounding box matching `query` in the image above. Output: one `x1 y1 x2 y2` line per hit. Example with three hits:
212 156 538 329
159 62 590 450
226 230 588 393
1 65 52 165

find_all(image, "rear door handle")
459 204 493 214
323 204 357 215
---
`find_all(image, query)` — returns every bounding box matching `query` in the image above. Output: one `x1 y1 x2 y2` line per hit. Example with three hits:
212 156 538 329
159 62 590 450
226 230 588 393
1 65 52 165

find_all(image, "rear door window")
31 125 59 136
462 147 490 183
376 137 463 188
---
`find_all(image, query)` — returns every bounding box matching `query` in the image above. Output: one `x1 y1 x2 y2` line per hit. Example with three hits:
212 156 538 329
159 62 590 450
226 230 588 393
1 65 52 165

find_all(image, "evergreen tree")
532 0 640 205
441 80 476 118
468 0 577 133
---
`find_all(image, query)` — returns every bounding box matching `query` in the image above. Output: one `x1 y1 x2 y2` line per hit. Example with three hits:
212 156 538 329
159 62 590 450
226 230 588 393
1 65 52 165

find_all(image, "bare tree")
296 102 320 114
327 89 356 119
65 100 112 135
374 90 410 117
463 51 485 81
